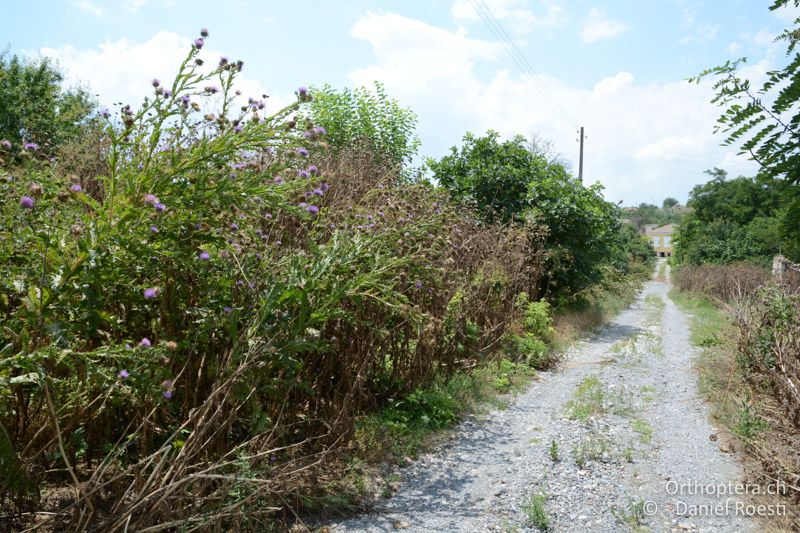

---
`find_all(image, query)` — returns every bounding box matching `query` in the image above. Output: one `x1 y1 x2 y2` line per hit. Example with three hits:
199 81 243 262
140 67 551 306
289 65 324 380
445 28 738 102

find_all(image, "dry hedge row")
2 147 550 532
675 262 800 511
672 262 771 302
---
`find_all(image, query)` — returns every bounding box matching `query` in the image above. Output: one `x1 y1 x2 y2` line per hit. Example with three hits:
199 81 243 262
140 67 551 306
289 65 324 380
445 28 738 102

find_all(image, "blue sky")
2 0 796 204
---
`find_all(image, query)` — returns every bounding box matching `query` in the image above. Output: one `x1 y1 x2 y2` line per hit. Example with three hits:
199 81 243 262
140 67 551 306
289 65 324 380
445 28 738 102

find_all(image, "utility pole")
578 126 584 183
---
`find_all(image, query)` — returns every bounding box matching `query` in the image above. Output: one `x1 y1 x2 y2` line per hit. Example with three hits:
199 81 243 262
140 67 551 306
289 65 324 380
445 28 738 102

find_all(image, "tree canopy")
428 131 638 298
674 169 794 265
0 52 95 158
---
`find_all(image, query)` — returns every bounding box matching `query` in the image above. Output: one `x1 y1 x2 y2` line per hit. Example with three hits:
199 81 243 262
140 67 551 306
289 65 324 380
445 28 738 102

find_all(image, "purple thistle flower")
312 188 323 196
139 337 152 347
1 139 11 150
296 147 309 157
162 390 173 400
223 306 233 313
273 176 283 184
162 379 174 389
313 126 327 136
194 37 204 49
415 280 423 289
143 194 159 205
154 202 166 212
296 86 310 101
152 78 160 88
70 184 82 192
143 287 158 299
204 85 220 94
163 89 173 98
150 225 159 233
265 213 273 219
303 131 313 139
20 196 34 209
198 251 210 260
200 27 209 37
219 56 229 66
180 94 190 104
299 202 308 208
307 165 318 175
321 182 330 192
24 142 39 151
229 222 239 231
297 169 310 179
233 124 243 133
306 205 320 215
119 369 130 380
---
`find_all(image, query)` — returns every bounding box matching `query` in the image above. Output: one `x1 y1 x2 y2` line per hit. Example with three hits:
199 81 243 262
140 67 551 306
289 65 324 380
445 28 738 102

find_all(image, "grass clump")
631 419 653 443
611 499 649 532
525 490 551 530
549 439 559 462
565 375 606 422
354 359 536 461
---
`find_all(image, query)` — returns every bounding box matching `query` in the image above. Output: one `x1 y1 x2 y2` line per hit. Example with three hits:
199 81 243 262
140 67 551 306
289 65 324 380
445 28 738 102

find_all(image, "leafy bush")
307 82 419 174
504 293 556 368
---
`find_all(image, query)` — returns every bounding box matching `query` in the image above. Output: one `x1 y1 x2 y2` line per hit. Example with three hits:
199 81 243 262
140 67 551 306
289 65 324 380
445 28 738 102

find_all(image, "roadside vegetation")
669 3 800 527
0 30 652 531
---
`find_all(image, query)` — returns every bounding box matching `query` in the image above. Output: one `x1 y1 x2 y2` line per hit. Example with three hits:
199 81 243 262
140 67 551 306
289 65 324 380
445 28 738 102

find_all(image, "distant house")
643 223 676 257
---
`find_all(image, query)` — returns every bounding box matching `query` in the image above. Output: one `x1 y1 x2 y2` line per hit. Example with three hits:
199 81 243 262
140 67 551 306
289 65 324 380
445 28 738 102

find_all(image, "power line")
467 0 757 178
469 0 576 133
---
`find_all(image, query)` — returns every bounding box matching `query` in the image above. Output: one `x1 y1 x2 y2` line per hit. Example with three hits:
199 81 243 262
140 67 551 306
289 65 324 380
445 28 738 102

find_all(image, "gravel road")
330 261 755 532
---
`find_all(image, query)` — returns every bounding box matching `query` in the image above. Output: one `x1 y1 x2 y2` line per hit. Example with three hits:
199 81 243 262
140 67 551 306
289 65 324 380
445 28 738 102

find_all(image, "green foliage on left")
0 33 556 529
0 52 96 158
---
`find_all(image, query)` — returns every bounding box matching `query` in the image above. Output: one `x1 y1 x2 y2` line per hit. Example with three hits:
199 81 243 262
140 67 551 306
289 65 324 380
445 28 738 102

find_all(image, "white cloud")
580 8 630 43
678 23 719 45
35 32 289 115
348 11 761 204
75 0 104 17
752 28 777 47
727 42 742 55
350 12 502 95
451 0 566 34
592 72 634 96
123 0 176 12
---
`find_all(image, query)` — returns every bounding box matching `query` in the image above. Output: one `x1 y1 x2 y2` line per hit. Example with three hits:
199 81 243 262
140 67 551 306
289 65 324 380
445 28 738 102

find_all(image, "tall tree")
0 52 95 158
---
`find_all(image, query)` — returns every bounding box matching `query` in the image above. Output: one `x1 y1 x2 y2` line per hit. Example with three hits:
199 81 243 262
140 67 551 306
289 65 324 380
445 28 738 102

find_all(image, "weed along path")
330 266 755 533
